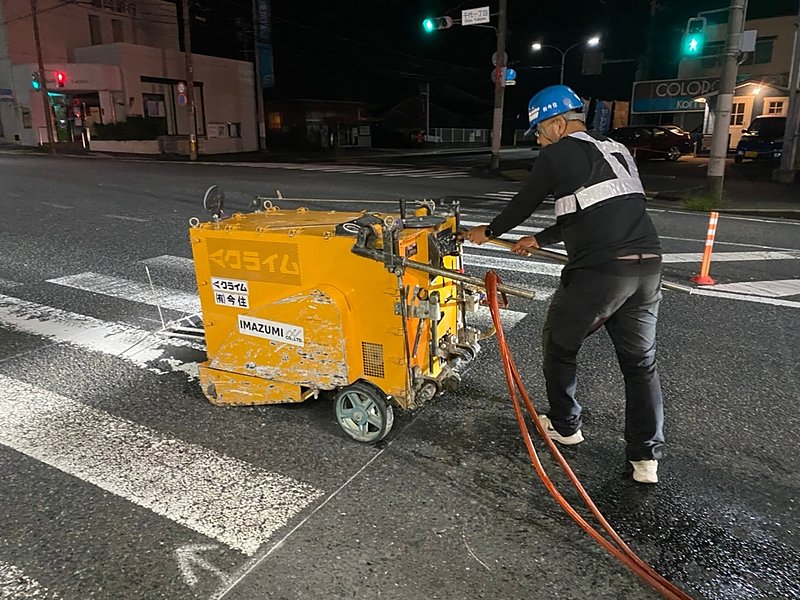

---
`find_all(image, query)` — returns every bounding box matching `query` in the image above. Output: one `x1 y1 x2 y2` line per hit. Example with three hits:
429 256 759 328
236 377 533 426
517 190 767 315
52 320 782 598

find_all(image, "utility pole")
775 0 800 183
251 0 266 152
490 0 507 170
181 0 198 161
706 0 747 202
30 0 55 153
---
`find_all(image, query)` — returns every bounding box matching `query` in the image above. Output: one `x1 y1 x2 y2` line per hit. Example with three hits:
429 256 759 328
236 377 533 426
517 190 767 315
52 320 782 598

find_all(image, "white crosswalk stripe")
484 190 519 199
708 279 800 297
47 272 200 313
0 560 61 599
0 293 201 377
0 375 324 556
188 161 471 179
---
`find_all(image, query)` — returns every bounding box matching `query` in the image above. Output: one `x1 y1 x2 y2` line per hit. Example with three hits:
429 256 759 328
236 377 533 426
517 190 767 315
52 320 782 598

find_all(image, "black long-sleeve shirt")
489 131 661 271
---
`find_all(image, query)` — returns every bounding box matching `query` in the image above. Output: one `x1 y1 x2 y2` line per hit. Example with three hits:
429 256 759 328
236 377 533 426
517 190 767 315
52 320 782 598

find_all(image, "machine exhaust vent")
361 342 385 378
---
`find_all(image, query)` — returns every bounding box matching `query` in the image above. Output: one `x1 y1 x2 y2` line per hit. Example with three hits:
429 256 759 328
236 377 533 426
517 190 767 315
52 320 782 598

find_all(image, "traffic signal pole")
30 0 55 153
775 0 800 183
490 0 507 170
181 0 198 161
706 0 747 202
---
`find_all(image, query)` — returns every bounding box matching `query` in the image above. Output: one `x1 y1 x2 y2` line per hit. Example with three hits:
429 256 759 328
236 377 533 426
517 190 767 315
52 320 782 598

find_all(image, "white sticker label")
212 278 249 308
213 291 248 308
212 278 249 294
238 315 304 347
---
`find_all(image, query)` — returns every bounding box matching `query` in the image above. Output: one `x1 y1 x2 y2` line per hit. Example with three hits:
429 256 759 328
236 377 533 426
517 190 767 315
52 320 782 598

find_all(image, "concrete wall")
73 44 257 152
0 0 178 65
90 139 160 154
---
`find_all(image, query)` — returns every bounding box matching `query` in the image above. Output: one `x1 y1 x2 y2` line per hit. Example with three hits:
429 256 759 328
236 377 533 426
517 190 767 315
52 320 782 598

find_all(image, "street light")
530 35 602 85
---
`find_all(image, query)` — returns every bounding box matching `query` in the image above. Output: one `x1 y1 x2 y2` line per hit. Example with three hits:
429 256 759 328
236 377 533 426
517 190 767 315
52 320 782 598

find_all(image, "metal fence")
428 128 489 144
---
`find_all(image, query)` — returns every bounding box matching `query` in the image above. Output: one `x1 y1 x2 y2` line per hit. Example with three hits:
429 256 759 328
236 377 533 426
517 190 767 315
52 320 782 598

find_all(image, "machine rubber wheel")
667 146 681 161
734 155 743 164
334 382 394 443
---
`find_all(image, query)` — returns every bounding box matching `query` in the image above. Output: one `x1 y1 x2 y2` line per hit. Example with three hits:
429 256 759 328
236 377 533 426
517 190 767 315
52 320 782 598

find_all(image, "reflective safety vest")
554 131 645 218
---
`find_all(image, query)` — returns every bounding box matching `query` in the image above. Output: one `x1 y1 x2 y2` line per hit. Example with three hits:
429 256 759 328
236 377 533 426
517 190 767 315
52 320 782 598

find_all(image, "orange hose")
485 271 693 600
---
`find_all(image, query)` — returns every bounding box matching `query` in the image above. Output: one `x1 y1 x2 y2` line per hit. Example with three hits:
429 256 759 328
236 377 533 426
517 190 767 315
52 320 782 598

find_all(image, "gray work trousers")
542 258 665 461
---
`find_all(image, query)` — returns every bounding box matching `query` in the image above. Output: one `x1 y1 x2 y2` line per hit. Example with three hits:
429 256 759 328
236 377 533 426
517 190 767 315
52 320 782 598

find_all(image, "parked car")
735 115 786 163
607 125 694 161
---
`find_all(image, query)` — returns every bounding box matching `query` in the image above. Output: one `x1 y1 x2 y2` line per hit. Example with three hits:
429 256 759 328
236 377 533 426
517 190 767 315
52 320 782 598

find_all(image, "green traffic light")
422 18 435 33
682 33 704 56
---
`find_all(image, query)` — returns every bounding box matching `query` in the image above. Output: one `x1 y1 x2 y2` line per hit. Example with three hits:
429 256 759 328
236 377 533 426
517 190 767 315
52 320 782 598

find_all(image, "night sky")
188 0 798 122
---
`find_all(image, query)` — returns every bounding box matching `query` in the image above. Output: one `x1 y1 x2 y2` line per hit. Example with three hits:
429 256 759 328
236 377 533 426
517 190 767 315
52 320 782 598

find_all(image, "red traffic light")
55 71 66 87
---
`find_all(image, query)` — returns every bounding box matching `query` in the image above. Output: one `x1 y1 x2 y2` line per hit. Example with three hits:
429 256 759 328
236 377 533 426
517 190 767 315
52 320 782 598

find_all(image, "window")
730 102 746 126
112 19 123 42
764 98 786 116
742 37 775 65
89 14 102 45
268 113 282 129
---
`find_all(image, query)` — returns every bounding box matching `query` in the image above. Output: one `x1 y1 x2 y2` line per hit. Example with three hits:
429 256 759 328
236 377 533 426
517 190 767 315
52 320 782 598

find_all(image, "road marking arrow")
176 544 229 587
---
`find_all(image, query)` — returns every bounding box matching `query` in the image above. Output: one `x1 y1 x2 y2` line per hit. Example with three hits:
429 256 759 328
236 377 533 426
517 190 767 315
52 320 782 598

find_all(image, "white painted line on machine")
0 375 324 556
103 214 150 223
41 201 73 210
0 293 200 377
48 272 200 313
0 560 61 599
708 279 800 298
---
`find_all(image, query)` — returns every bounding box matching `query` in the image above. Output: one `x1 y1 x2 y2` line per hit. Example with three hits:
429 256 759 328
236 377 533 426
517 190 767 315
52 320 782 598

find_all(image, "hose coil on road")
484 271 692 600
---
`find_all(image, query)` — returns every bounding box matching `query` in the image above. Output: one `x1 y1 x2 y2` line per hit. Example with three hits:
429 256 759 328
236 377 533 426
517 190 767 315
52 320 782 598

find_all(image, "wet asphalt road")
0 152 798 600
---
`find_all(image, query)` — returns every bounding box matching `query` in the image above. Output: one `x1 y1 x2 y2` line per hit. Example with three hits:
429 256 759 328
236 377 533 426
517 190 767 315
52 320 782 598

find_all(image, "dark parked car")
735 115 786 163
607 125 694 161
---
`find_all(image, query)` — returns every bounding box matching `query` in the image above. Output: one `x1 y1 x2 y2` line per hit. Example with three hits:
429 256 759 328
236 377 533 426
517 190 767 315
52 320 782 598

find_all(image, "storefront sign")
632 77 720 113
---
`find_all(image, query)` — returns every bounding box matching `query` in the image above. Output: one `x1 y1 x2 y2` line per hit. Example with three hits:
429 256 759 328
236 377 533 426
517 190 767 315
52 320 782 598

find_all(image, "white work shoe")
538 415 584 445
630 460 659 484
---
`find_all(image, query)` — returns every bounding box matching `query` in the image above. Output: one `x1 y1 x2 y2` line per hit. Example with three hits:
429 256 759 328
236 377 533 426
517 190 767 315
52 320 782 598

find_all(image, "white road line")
103 214 149 223
0 375 324 556
660 235 800 252
0 293 200 377
686 287 800 308
140 255 196 274
0 560 60 599
484 191 518 198
709 279 800 297
41 202 73 210
461 219 546 234
467 306 529 331
463 253 564 277
0 278 21 289
48 272 200 313
662 251 800 263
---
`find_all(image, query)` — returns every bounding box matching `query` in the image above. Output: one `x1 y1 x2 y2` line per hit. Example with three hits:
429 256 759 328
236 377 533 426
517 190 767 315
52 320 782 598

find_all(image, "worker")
465 85 664 484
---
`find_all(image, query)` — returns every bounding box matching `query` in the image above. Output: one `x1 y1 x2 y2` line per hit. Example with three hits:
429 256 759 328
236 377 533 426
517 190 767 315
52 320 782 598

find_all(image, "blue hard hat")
528 85 584 129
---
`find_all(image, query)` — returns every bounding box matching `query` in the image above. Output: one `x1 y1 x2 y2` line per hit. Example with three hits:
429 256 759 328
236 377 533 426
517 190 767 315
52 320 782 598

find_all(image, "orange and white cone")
691 211 719 285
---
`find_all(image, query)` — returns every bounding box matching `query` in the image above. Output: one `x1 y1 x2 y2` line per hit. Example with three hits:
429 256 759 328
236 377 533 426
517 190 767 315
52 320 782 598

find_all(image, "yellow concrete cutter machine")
185 187 536 443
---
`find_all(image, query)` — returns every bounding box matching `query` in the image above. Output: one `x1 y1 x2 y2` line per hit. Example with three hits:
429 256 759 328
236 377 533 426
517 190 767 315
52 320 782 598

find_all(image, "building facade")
631 13 797 149
0 0 258 154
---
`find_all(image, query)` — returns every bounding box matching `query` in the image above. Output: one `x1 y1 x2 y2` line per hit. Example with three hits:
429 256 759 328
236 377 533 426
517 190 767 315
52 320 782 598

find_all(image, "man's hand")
464 225 490 245
511 236 540 256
